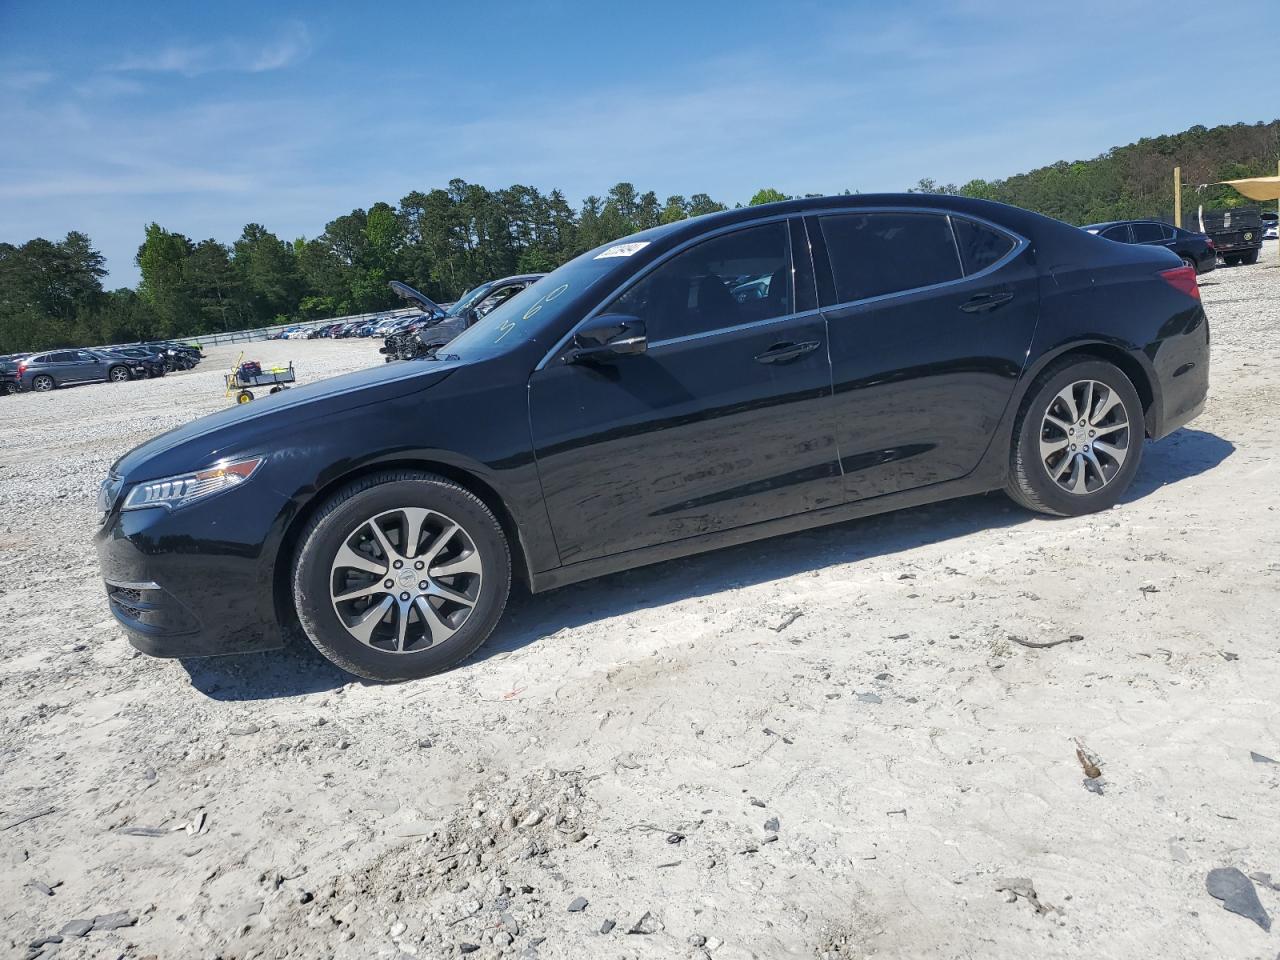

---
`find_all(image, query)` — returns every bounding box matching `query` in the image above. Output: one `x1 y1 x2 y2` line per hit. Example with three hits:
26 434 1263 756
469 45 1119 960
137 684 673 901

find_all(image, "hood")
389 280 446 317
112 357 463 481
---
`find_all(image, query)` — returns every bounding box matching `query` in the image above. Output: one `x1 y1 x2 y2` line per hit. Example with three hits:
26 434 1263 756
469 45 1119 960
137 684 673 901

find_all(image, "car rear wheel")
1006 357 1144 517
1241 249 1259 265
1180 255 1196 271
31 375 55 392
108 365 130 383
292 471 511 681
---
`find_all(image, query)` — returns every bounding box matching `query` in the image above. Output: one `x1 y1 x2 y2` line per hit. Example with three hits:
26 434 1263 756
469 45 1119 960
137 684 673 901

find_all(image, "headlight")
122 457 263 511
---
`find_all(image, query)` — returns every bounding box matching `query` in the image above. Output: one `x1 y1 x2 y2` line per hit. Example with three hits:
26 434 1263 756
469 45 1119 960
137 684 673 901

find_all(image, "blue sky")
2 0 1277 285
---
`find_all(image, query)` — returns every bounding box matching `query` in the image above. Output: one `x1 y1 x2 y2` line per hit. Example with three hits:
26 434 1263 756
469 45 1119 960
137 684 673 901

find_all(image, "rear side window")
1132 222 1164 243
606 222 792 341
1101 225 1131 242
47 352 77 363
820 212 961 302
951 217 1016 275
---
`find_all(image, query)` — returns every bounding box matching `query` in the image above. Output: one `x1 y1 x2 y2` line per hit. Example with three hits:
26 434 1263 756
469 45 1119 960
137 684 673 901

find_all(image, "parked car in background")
0 354 26 394
1083 220 1216 274
381 275 545 361
1263 211 1278 240
1192 208 1264 265
97 194 1208 681
99 347 168 379
16 349 138 391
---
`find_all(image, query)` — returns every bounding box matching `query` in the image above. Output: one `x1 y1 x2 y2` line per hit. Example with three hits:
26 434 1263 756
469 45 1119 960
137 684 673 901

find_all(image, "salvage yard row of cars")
0 342 204 395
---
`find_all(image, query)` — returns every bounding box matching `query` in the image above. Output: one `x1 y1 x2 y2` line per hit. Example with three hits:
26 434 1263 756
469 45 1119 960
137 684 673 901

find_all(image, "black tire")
2 382 18 396
1225 255 1240 266
108 365 131 383
1241 249 1259 265
1179 255 1195 271
31 374 55 392
1006 357 1144 517
292 471 512 681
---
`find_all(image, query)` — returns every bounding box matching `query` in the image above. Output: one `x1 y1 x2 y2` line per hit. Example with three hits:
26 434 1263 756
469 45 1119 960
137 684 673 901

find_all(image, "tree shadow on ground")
180 427 1233 700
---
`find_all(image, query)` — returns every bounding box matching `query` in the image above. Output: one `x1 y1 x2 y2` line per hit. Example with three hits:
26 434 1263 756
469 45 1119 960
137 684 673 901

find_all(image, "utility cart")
225 353 296 404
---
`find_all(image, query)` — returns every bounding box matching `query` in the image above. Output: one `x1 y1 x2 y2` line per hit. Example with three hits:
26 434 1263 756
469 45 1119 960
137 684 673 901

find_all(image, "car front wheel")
292 471 511 681
108 365 131 382
1007 358 1144 517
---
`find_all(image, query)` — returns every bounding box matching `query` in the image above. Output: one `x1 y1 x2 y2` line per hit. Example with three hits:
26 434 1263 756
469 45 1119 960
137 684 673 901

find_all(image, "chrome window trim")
534 213 800 371
533 205 1029 370
815 208 1028 314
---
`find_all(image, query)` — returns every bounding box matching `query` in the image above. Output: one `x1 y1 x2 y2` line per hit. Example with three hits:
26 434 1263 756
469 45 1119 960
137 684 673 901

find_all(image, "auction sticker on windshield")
594 241 650 259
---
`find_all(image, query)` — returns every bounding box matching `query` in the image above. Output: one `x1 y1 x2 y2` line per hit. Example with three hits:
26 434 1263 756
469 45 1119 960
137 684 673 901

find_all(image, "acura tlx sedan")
96 195 1209 681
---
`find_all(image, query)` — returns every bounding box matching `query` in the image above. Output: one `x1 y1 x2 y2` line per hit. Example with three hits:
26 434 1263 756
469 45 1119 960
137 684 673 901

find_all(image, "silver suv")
17 350 136 392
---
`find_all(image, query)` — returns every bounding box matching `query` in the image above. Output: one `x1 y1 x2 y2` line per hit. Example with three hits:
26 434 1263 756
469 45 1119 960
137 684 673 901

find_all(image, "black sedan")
96 194 1209 681
1083 219 1217 274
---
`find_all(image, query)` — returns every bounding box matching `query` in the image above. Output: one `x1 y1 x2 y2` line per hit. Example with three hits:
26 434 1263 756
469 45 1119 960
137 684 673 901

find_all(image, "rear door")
812 209 1040 502
45 351 82 383
1100 224 1133 244
527 218 841 565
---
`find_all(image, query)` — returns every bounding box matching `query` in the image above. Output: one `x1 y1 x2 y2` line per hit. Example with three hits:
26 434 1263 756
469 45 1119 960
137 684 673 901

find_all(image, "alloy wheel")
1039 379 1131 495
33 376 53 392
110 367 130 382
328 507 483 653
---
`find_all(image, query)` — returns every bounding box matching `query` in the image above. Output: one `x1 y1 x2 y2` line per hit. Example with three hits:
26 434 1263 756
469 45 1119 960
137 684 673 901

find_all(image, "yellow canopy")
1216 175 1280 201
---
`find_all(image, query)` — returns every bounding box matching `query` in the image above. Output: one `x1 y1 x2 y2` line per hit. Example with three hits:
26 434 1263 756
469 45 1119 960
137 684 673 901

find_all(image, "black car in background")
0 354 25 395
96 194 1209 682
1083 220 1217 273
381 275 544 361
99 347 168 379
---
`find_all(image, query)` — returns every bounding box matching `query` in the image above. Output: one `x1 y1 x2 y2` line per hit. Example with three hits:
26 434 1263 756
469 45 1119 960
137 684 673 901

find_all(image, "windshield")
440 242 655 361
444 282 495 317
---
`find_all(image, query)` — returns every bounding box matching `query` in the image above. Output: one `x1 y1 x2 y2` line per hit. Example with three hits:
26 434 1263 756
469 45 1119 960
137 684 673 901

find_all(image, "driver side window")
606 222 792 342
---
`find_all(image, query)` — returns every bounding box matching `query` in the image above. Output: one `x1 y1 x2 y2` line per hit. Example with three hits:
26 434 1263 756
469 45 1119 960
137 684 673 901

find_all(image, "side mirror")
564 315 647 364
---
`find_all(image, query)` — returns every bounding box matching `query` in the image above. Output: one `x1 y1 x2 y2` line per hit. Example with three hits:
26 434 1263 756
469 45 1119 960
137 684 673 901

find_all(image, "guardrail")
176 309 419 347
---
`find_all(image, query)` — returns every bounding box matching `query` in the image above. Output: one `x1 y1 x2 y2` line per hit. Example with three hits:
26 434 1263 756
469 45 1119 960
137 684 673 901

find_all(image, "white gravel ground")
1 253 1279 960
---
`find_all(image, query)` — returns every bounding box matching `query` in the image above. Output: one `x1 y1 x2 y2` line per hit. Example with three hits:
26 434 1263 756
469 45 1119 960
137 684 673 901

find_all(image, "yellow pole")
1173 166 1182 228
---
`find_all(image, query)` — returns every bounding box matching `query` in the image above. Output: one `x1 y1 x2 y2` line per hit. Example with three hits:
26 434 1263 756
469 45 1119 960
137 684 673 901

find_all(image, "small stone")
92 911 136 931
689 934 707 947
519 809 544 828
459 943 480 954
28 881 54 896
59 919 93 938
1083 778 1104 796
627 910 662 934
417 738 434 749
390 921 407 937
494 931 513 947
297 890 314 904
856 692 882 704
764 817 780 833
599 919 616 934
570 829 587 843
567 896 588 912
28 936 63 948
1250 751 1277 764
875 672 892 680
228 723 260 736
1206 867 1271 931
499 911 519 936
749 798 766 808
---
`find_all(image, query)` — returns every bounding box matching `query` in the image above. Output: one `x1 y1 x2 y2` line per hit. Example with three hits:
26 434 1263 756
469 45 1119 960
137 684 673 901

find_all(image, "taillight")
1160 265 1200 300
1205 238 1216 249
17 362 26 375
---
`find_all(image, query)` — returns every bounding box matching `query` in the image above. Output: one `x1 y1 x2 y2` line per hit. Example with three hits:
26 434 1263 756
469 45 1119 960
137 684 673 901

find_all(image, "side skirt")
528 472 1000 593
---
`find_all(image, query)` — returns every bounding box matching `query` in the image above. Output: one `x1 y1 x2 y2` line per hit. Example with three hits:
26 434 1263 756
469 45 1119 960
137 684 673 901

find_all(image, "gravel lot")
2 255 1279 960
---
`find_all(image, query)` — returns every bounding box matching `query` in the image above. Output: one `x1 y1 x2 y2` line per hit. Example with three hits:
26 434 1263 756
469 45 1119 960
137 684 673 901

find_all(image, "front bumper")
95 492 288 659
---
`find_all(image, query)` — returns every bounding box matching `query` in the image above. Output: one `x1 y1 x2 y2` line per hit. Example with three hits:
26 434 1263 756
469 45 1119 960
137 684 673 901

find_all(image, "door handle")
754 340 820 364
959 292 1014 314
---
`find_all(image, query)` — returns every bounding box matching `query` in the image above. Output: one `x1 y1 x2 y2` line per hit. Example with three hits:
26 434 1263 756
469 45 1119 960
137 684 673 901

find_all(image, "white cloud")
110 21 310 76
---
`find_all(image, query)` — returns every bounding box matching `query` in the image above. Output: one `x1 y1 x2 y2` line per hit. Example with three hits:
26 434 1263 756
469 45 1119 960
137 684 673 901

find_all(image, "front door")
528 219 841 566
811 210 1040 501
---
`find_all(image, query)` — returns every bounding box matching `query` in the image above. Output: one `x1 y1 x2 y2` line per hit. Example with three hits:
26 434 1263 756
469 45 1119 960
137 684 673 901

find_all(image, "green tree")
749 188 789 205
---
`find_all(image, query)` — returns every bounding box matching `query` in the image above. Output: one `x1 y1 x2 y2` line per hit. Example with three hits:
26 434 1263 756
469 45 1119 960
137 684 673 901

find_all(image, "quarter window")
951 217 1016 275
820 213 962 303
1101 225 1131 242
605 222 792 341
